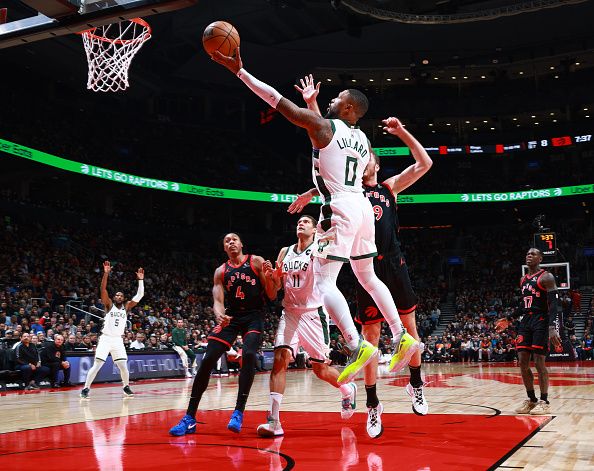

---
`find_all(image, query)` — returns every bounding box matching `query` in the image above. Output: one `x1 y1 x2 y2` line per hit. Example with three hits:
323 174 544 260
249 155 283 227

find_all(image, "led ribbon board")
1 138 593 205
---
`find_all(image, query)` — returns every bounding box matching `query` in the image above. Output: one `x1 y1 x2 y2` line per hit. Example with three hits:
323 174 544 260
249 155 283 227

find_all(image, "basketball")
202 21 240 57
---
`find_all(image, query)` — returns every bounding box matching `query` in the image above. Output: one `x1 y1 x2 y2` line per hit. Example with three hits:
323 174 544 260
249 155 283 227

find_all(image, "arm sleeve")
132 280 144 303
547 290 560 327
236 68 282 108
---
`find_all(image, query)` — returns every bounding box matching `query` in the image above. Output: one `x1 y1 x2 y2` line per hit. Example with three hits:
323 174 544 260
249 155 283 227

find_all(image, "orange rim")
77 18 151 45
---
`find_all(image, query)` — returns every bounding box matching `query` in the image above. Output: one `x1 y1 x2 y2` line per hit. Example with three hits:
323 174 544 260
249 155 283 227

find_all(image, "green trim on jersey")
351 252 378 260
318 306 330 344
330 120 336 135
327 254 349 263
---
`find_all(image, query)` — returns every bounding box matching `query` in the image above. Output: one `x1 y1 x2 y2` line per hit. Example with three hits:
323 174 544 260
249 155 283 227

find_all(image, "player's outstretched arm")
100 261 113 312
287 188 319 214
295 74 322 117
381 117 433 195
211 48 331 148
213 265 231 327
126 268 144 311
541 272 562 349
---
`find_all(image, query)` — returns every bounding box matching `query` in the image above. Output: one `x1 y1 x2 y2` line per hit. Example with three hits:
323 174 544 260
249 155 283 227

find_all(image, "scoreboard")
534 232 557 257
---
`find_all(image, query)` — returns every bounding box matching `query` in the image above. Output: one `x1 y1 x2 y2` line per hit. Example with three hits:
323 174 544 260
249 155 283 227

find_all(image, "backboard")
521 262 571 290
0 0 197 49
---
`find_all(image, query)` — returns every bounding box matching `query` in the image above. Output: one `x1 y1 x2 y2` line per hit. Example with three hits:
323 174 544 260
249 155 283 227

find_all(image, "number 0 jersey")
520 269 549 314
102 303 127 337
281 243 321 311
313 119 371 199
222 254 265 314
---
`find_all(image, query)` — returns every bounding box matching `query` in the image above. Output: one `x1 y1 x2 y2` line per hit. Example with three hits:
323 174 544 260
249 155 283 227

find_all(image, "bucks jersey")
281 243 321 311
223 255 265 314
313 119 371 199
102 303 127 337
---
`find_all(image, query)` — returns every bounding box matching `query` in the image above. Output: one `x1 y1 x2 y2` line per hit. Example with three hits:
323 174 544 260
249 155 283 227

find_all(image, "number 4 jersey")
281 243 321 312
222 255 265 314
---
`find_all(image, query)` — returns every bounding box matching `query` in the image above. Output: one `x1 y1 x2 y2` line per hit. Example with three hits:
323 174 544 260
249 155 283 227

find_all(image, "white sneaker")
529 400 551 415
257 416 284 437
185 370 193 378
366 403 384 438
515 399 537 414
341 383 357 420
406 383 429 416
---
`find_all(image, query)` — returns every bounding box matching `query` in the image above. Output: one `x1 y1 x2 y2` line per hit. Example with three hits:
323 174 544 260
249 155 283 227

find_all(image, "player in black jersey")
170 233 276 436
496 248 562 415
290 75 433 437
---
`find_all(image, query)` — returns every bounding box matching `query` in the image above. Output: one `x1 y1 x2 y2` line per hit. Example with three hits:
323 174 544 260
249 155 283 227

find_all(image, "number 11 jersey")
281 243 321 311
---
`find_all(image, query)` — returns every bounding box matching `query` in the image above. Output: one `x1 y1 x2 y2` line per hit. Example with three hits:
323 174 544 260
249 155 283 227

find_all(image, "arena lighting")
1 138 593 206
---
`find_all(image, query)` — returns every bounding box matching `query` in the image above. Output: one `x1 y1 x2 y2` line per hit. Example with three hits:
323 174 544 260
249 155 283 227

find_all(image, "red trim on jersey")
516 346 533 350
354 316 384 325
380 181 397 205
208 336 231 349
399 305 417 315
227 255 249 269
531 344 545 349
249 255 259 277
244 330 261 336
519 275 527 288
525 269 544 280
536 270 547 291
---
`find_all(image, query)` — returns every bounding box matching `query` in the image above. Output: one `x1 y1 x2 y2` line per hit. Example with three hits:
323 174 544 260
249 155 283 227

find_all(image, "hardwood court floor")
1 361 593 470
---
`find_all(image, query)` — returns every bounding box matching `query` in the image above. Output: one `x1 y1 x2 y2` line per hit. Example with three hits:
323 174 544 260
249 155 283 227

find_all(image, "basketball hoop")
78 18 151 92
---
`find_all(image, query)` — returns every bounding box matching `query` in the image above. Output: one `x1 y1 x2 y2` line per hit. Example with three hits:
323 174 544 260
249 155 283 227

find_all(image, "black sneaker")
123 386 134 397
80 388 90 399
29 382 40 390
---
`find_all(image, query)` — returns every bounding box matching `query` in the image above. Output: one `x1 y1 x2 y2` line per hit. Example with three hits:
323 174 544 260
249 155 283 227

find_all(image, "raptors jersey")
363 183 403 257
281 243 321 311
520 269 549 314
223 255 265 314
102 303 127 337
313 119 371 198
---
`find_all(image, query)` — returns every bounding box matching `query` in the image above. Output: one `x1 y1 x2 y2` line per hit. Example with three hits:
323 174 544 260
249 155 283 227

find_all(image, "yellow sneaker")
337 337 378 385
389 330 420 373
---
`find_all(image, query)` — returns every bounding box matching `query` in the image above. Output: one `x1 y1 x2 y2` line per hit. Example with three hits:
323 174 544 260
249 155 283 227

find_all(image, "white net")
80 18 151 93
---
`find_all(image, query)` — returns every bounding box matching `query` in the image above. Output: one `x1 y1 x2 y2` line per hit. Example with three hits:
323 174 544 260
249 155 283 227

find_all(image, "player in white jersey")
213 53 419 385
80 261 144 399
257 215 358 437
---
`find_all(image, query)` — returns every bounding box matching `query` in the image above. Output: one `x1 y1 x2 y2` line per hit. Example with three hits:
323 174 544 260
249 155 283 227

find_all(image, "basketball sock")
527 390 538 402
540 393 549 404
270 392 283 421
84 359 104 389
409 365 423 388
339 383 353 397
235 332 261 413
187 341 228 417
314 258 359 351
351 259 403 338
115 359 129 387
365 384 379 408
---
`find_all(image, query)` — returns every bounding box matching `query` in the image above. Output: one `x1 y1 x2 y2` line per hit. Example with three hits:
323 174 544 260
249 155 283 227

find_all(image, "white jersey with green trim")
312 119 371 198
282 243 321 311
101 303 127 337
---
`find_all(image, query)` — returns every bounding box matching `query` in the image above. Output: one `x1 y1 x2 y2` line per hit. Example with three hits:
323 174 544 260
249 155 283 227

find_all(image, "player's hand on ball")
136 267 144 280
382 117 406 136
288 192 314 214
103 260 111 274
294 74 320 104
495 318 510 333
212 46 243 75
549 326 562 350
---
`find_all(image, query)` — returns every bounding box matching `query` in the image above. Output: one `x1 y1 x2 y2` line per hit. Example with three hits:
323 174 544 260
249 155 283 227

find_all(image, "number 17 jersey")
281 243 321 311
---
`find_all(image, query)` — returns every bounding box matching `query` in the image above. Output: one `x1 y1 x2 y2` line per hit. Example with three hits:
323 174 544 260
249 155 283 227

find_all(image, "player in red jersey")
497 248 562 415
169 233 276 435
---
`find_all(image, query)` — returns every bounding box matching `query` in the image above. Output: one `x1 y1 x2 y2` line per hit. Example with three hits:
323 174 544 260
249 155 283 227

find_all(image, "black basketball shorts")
355 255 418 325
516 311 550 355
207 310 264 349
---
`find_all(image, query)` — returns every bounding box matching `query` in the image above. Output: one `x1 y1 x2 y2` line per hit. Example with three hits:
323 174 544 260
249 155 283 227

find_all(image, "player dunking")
496 248 562 415
80 261 144 399
257 215 358 437
291 76 433 436
169 233 276 436
212 49 419 386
